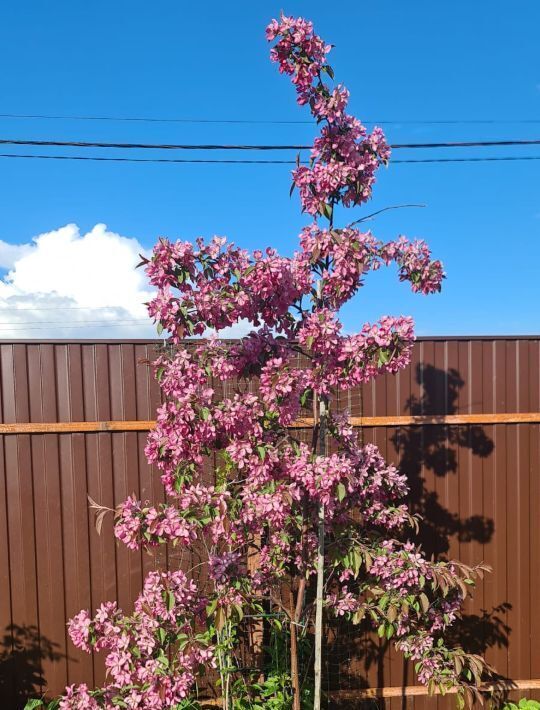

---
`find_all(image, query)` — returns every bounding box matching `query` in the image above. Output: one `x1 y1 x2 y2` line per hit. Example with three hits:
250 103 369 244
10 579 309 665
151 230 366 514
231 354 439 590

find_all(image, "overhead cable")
2 137 540 151
1 152 539 165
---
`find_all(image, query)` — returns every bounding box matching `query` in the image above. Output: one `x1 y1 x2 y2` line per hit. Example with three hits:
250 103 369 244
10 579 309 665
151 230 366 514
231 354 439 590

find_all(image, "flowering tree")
34 14 500 710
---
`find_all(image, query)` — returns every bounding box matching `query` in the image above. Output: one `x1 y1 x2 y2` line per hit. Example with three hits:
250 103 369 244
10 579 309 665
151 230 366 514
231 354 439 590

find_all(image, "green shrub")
502 699 540 710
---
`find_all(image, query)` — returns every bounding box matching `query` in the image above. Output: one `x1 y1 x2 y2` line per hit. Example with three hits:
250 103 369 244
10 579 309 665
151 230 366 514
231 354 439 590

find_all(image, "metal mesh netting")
151 340 506 709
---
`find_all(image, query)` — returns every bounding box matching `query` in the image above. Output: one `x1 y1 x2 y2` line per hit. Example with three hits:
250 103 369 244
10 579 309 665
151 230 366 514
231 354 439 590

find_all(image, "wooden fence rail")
1 412 540 434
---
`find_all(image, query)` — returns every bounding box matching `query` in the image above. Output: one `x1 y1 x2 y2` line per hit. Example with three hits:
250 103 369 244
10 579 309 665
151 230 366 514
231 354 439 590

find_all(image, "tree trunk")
289 585 301 710
313 395 328 710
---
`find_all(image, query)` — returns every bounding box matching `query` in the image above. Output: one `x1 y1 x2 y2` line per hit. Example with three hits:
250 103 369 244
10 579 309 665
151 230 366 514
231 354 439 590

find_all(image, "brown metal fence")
0 338 538 708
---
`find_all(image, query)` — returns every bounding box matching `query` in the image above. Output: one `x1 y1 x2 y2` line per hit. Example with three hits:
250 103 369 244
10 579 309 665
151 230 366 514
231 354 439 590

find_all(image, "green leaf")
166 590 175 612
159 652 170 669
158 626 167 644
377 348 390 367
352 548 362 576
419 592 430 613
257 446 266 461
336 483 347 502
176 633 189 650
299 388 311 407
363 550 373 570
156 322 164 336
323 64 335 80
320 202 333 221
352 608 365 624
23 701 44 710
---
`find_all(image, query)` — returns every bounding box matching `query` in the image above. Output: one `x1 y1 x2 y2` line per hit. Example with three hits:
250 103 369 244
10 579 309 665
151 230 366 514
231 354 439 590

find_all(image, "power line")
0 318 149 326
1 112 540 126
0 154 297 164
0 326 150 331
0 304 145 311
0 138 308 151
396 155 540 163
0 323 154 331
1 153 540 165
2 138 540 151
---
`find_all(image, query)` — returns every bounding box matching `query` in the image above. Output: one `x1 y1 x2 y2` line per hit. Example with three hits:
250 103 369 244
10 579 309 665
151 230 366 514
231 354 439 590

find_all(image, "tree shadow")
324 602 511 701
392 363 494 557
324 364 512 698
0 624 64 709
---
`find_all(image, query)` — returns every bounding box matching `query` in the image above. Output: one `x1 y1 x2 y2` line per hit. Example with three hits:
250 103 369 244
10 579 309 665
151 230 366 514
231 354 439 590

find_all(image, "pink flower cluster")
205 328 288 380
298 224 445 306
144 237 195 289
143 236 312 341
383 236 445 294
297 309 416 393
298 225 382 307
267 13 390 215
266 15 331 104
209 550 245 585
62 571 213 708
325 536 478 686
114 495 196 550
327 587 363 617
369 541 433 594
259 357 308 425
59 684 100 709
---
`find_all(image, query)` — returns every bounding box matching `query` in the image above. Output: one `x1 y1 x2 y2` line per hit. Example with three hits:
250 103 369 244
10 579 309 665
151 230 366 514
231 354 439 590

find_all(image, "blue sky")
0 0 539 337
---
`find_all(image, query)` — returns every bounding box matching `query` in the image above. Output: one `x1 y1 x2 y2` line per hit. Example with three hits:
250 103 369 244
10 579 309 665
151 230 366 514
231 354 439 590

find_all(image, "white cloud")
0 224 158 338
0 239 33 269
205 320 255 340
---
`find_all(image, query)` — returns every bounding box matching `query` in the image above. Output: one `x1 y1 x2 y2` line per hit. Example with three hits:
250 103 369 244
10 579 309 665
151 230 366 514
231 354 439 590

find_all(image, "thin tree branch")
350 203 426 226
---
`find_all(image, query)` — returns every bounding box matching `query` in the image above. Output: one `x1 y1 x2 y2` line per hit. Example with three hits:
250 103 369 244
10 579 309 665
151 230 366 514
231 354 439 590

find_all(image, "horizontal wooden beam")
0 412 539 435
0 420 155 434
193 679 540 706
197 680 540 706
293 412 540 428
332 678 540 699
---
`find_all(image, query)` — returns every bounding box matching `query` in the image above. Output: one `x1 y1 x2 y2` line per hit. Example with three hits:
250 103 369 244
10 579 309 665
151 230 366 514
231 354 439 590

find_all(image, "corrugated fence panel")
0 338 538 708
0 342 163 706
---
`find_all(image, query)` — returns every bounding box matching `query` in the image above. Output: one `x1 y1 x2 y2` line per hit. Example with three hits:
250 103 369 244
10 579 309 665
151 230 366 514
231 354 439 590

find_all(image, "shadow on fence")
393 363 494 557
0 624 64 709
325 364 511 695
